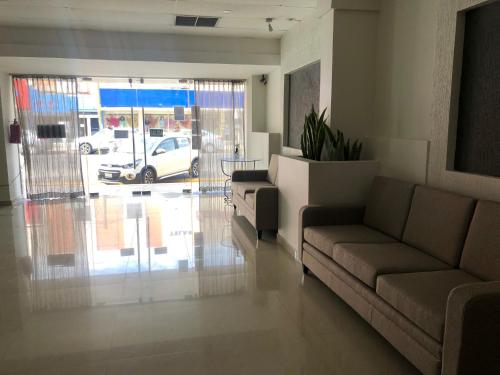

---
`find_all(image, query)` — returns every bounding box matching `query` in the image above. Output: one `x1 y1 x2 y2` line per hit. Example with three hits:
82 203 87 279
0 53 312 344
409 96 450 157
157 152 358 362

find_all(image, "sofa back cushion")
267 154 279 184
363 176 415 239
460 200 500 281
402 186 476 266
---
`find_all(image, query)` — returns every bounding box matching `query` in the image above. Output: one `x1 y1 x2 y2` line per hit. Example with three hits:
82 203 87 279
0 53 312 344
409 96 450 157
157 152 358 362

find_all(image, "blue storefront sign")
99 89 244 109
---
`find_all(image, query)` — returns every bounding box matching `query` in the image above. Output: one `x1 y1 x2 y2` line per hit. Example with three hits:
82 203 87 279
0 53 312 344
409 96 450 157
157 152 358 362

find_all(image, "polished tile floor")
0 194 420 374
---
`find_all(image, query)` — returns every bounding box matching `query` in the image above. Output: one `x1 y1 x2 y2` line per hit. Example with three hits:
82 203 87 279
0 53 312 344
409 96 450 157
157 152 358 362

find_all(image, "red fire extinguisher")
9 119 21 144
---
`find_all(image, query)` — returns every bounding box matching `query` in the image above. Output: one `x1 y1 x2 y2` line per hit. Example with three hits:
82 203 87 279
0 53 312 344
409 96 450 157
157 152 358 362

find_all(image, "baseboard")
277 232 299 260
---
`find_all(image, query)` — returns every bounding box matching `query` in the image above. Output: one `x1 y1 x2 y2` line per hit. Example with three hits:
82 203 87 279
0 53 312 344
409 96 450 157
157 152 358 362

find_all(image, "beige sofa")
299 176 500 375
232 155 278 239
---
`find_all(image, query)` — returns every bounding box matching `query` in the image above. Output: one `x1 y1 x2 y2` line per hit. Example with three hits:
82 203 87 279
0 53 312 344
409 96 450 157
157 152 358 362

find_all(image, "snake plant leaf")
344 139 351 160
325 129 364 161
300 106 331 161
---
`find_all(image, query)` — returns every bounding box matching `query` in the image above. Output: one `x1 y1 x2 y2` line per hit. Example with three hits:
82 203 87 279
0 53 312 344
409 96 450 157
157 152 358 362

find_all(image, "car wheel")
142 168 156 184
190 159 200 178
79 143 92 155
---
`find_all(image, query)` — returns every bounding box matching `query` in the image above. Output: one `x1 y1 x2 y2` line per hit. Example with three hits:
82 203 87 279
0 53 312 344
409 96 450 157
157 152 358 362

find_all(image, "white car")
98 135 199 184
79 128 114 154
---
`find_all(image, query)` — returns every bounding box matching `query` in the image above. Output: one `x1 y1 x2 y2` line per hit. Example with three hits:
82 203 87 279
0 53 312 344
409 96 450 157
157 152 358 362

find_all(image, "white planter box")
276 155 380 257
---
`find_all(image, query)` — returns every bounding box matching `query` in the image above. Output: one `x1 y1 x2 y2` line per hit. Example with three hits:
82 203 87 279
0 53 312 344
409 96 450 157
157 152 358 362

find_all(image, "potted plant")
300 107 329 161
326 129 363 161
278 106 379 254
300 106 363 161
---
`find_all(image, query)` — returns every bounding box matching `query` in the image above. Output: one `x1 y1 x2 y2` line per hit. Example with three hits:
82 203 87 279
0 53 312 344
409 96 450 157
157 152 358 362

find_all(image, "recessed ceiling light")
223 10 232 14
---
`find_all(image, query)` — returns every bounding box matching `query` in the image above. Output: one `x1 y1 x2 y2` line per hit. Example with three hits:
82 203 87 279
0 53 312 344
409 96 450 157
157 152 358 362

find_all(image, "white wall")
0 57 278 80
0 26 280 67
281 9 334 121
331 9 378 140
265 0 438 186
363 0 500 201
249 75 267 133
247 132 280 170
0 73 22 202
266 69 283 137
277 155 379 254
266 5 379 154
267 9 334 155
359 0 439 185
372 0 438 140
0 74 10 202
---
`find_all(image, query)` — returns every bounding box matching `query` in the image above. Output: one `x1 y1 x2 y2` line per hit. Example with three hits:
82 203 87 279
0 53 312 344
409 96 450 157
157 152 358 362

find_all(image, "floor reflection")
19 195 249 309
0 194 420 375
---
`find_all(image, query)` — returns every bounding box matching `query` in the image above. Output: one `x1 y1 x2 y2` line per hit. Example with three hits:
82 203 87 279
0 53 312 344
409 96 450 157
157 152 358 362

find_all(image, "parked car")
79 128 114 154
98 134 199 184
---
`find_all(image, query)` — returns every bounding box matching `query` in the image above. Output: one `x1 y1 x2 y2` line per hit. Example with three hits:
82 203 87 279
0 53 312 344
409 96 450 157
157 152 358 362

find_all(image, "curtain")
194 80 245 192
13 76 84 200
25 199 91 311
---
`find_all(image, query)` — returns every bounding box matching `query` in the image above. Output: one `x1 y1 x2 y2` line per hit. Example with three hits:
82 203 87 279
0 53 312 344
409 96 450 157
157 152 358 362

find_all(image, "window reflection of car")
79 128 114 155
201 130 224 153
98 135 199 184
179 129 223 152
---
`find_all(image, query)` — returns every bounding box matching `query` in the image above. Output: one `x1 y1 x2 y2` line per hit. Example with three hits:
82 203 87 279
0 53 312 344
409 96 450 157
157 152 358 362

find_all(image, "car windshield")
114 137 157 154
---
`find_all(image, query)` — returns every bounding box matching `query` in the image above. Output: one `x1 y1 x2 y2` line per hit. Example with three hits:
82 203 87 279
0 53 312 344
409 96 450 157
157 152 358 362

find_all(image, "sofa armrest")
442 281 500 375
232 170 268 182
299 205 365 258
254 186 278 230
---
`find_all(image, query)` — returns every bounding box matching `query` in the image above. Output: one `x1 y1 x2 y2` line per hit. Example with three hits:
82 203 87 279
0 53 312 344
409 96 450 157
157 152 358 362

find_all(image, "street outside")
80 153 198 195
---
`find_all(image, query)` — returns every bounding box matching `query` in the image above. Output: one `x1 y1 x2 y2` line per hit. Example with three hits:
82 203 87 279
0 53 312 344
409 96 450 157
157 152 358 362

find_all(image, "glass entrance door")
78 77 199 197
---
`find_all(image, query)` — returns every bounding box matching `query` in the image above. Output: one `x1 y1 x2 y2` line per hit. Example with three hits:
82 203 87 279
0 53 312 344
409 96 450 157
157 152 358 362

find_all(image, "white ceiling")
0 0 319 39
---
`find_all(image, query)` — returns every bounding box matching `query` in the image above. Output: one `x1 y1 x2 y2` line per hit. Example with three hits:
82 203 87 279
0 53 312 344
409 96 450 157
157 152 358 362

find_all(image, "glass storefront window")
78 78 198 196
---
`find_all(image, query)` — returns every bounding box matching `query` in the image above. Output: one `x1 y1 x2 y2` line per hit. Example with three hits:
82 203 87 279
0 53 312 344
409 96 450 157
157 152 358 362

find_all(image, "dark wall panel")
285 62 320 149
454 1 500 177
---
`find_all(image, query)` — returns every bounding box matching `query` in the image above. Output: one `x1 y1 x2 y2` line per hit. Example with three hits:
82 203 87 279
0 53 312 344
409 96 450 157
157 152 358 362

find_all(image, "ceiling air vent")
175 15 220 28
176 16 197 26
196 17 219 27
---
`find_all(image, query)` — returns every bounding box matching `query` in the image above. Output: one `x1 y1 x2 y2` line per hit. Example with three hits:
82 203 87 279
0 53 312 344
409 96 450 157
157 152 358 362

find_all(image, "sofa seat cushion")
377 270 481 342
244 192 255 209
303 225 397 259
332 243 451 288
232 181 273 199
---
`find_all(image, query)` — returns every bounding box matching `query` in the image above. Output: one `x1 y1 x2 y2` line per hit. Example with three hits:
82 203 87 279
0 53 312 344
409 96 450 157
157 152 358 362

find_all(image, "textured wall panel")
454 1 500 177
284 61 320 149
429 0 500 201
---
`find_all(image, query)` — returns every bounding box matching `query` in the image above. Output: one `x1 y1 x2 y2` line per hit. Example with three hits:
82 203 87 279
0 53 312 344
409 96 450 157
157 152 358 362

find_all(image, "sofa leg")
257 230 262 240
302 264 309 275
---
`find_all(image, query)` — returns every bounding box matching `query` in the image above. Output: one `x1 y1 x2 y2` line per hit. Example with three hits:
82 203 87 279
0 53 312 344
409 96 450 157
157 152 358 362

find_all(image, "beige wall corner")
364 137 429 185
277 155 379 253
0 73 22 202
